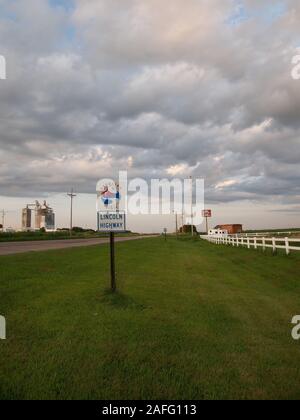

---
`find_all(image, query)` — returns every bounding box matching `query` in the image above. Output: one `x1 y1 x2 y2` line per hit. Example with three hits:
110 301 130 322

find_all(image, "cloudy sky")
0 0 300 232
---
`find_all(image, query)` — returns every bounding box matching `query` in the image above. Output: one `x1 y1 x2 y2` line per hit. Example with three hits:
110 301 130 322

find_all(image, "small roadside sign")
202 210 212 233
97 211 126 232
202 209 212 218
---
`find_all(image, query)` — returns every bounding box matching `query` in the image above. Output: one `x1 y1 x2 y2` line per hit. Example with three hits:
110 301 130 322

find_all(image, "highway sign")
97 211 126 232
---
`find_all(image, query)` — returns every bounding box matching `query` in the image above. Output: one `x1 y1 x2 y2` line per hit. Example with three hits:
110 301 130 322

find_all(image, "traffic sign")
97 211 126 232
202 210 212 218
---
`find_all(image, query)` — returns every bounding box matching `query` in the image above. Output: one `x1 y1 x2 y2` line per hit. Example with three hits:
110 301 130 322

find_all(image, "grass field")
1 237 300 400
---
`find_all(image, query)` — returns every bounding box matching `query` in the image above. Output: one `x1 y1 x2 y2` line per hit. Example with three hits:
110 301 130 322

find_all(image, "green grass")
0 237 300 400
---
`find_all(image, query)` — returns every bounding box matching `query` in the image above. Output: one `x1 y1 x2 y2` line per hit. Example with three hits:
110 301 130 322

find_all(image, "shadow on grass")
99 289 148 311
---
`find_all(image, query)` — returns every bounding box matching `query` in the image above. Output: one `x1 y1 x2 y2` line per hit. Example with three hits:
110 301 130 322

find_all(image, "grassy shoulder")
0 236 300 400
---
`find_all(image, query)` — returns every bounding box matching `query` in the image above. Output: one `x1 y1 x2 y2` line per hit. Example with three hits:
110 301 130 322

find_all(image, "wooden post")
247 238 250 249
285 237 290 255
262 237 266 252
254 237 257 250
110 232 116 292
272 237 276 254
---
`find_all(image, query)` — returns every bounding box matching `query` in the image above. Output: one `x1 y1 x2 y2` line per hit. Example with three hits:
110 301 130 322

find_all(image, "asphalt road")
0 236 155 256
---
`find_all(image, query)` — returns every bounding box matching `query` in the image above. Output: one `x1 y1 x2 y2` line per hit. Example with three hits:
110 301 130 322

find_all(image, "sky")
0 0 300 232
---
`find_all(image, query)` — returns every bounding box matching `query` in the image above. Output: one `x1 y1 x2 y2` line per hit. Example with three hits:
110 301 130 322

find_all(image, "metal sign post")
98 212 126 293
110 232 116 292
163 228 167 241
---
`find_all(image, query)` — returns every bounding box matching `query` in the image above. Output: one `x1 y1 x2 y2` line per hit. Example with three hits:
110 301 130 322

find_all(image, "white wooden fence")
233 231 300 238
200 235 300 255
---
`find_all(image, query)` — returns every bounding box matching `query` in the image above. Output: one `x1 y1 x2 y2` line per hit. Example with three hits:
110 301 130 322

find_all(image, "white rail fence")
200 235 300 255
233 231 300 238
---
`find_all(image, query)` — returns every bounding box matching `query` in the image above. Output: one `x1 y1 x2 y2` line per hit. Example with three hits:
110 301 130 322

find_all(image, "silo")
34 201 43 230
22 207 32 230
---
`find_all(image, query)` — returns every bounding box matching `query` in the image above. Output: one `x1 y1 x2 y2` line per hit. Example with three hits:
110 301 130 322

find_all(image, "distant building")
22 201 55 232
22 208 32 230
214 224 243 235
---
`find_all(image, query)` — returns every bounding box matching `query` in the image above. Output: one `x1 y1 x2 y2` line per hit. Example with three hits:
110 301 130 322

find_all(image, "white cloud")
215 180 238 190
166 164 189 176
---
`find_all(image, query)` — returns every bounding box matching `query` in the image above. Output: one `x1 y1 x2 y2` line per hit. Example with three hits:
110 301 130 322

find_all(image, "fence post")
247 238 250 249
262 237 266 252
272 237 276 254
254 237 257 250
285 237 290 256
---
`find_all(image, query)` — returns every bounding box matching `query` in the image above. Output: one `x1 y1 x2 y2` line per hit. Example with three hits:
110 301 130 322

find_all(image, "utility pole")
173 211 178 239
1 210 15 232
67 189 76 237
1 210 6 232
190 176 194 237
